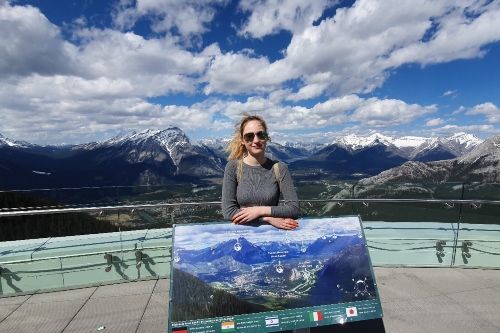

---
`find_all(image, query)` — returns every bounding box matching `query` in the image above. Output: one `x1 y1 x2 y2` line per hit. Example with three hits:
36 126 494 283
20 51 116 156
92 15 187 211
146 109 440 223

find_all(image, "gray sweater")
221 158 300 220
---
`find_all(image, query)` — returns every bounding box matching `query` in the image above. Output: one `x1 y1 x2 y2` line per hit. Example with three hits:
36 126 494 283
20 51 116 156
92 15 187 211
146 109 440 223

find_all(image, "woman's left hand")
232 207 264 225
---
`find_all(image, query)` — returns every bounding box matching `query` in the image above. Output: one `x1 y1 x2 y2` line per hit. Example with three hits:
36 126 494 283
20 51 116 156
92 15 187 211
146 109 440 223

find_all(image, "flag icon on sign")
309 311 323 321
172 328 188 333
346 307 358 317
265 316 280 327
221 321 235 332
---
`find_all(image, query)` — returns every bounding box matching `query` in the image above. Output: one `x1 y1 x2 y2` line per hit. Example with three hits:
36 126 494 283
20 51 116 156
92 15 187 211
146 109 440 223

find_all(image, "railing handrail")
1 198 500 217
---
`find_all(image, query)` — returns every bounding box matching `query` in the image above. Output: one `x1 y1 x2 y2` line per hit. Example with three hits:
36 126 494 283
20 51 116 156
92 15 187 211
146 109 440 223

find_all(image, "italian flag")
221 321 235 332
309 311 323 321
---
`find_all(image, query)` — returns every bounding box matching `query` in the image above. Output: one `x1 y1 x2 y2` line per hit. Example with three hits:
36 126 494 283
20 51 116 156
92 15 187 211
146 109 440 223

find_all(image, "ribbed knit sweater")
221 158 300 220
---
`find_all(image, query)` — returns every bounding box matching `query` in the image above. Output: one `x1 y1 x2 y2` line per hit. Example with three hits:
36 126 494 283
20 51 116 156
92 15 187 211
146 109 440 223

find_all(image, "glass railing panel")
0 212 124 242
19 187 122 207
0 228 174 296
42 231 129 289
301 200 462 223
351 182 465 199
461 183 500 225
135 228 172 277
0 238 52 294
0 238 50 262
462 183 500 201
116 184 189 205
354 201 462 223
300 200 355 217
455 223 500 268
344 182 464 223
295 180 354 200
362 222 456 267
162 205 224 225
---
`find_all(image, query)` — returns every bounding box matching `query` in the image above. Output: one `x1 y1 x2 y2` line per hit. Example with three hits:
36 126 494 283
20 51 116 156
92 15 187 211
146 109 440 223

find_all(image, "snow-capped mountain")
197 138 230 159
408 133 483 161
0 134 38 149
332 132 482 160
284 141 328 154
288 132 484 178
0 129 492 190
355 134 500 185
0 128 226 189
69 127 225 178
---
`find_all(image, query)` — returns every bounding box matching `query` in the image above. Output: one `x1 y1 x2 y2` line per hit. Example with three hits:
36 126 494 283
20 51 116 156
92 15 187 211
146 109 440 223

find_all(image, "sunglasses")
243 131 269 142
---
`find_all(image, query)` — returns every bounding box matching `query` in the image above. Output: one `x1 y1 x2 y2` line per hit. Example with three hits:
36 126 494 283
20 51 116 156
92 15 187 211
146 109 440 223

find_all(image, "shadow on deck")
1 267 500 333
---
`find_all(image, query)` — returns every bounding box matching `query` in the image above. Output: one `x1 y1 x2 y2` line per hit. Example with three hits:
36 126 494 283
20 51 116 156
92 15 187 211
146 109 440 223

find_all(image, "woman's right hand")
265 217 299 230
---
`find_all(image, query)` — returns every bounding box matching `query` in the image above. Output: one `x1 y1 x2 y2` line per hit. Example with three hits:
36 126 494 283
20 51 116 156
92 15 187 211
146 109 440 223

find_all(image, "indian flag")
309 311 323 321
221 321 235 332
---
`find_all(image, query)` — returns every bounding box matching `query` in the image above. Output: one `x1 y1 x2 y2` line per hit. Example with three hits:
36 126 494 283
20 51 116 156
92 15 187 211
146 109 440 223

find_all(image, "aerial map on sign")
169 216 383 333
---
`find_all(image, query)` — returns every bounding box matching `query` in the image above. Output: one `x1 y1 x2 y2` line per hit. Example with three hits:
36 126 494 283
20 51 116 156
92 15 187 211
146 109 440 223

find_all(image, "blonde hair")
226 113 268 160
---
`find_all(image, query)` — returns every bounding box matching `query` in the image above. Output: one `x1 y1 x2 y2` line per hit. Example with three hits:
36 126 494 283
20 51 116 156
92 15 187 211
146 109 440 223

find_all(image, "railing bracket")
436 240 446 257
135 251 143 269
104 253 113 272
461 241 473 258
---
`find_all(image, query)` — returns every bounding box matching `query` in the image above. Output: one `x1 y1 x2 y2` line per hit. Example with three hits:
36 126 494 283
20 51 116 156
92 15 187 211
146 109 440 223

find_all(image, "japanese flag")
346 307 358 317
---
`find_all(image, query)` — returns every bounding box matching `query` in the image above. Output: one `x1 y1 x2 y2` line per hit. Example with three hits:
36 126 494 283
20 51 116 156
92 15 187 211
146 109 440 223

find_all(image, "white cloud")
466 102 500 123
281 0 500 95
429 124 497 137
452 106 466 115
286 83 328 102
112 0 228 39
0 0 498 144
238 0 335 38
203 51 293 94
442 90 457 97
352 98 438 126
219 95 433 132
0 2 79 76
425 118 445 127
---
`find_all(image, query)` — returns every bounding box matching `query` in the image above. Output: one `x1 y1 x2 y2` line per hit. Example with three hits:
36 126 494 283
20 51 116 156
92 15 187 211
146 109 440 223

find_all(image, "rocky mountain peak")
0 133 37 149
356 135 500 185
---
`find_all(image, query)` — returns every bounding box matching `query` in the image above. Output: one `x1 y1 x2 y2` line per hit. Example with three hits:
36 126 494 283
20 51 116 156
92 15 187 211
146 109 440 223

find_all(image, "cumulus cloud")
0 2 79 76
0 0 498 144
466 102 500 123
425 118 446 127
238 0 335 38
219 95 432 132
280 0 500 95
203 51 293 94
352 99 438 126
112 0 229 39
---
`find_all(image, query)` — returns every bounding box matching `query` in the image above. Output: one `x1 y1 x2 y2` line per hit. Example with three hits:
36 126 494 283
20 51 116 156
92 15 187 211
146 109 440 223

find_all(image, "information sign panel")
169 216 383 333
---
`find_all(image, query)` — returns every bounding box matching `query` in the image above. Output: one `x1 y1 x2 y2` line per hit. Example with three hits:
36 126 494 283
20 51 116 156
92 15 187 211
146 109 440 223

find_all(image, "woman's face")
241 120 268 156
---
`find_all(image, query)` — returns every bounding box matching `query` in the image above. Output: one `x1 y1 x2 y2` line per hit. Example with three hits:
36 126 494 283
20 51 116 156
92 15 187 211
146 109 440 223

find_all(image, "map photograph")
170 216 378 323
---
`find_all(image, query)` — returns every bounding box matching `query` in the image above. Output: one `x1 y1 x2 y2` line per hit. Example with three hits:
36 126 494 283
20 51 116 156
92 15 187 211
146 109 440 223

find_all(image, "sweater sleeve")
221 160 240 220
270 161 300 219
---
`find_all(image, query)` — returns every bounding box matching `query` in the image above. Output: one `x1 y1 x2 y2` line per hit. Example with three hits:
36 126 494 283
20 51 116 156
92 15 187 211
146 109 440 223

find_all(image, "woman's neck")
243 153 267 166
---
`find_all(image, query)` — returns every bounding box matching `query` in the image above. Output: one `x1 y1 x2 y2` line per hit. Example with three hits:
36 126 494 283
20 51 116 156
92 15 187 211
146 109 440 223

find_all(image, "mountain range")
354 134 500 185
0 129 494 190
286 132 484 178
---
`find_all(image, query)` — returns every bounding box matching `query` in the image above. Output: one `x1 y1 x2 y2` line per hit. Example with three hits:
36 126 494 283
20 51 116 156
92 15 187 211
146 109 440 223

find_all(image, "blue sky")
1 0 499 145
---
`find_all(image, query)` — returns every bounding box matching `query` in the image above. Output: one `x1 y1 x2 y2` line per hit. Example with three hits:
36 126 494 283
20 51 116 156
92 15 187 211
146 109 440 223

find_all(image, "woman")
221 113 300 230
